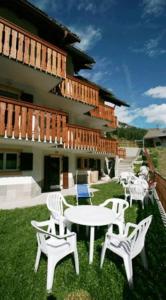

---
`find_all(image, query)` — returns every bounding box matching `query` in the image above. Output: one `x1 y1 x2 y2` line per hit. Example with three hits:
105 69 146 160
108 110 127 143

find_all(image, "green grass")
0 182 166 300
149 147 166 178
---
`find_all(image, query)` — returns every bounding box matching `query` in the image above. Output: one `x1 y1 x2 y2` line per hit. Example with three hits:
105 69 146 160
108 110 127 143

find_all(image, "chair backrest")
133 178 149 189
128 215 152 258
46 192 64 216
103 198 129 219
129 184 147 201
76 184 90 198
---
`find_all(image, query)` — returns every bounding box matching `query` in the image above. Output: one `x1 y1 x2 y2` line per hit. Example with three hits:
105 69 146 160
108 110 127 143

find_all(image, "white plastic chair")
100 198 129 234
46 192 73 236
31 220 79 293
100 215 152 287
128 183 148 209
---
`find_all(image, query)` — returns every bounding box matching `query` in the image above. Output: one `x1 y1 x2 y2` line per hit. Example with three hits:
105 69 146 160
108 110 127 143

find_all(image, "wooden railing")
90 105 118 128
144 148 166 211
66 125 118 154
0 97 67 143
0 97 118 155
58 75 99 106
0 17 66 78
118 147 126 158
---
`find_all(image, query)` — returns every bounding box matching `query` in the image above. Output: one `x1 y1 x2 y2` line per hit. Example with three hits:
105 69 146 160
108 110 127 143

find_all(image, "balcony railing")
66 125 118 154
0 97 67 143
58 75 99 106
0 18 66 78
0 97 118 155
90 104 118 128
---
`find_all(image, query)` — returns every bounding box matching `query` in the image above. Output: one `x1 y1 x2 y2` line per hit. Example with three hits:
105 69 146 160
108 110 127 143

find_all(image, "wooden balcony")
0 97 67 143
90 104 118 128
58 75 99 106
66 125 118 155
0 97 118 155
0 18 66 78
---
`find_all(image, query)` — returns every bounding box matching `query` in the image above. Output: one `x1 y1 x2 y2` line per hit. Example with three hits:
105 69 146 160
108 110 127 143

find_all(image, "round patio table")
64 205 116 264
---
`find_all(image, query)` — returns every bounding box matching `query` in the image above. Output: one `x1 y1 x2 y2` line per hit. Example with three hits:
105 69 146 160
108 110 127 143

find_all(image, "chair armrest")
124 222 137 236
99 199 112 207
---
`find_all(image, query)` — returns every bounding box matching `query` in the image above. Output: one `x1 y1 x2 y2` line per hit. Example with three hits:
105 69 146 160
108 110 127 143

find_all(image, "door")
44 156 60 192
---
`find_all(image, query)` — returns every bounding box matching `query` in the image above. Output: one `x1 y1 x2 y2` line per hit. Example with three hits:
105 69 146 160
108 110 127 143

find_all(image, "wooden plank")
13 105 20 138
36 42 41 69
3 26 11 56
41 45 47 71
29 39 36 66
61 55 66 78
57 52 61 77
27 108 33 139
10 29 17 59
51 113 56 143
62 115 66 143
0 102 6 136
46 48 52 74
17 32 24 61
52 50 57 75
24 36 30 64
0 23 3 54
34 110 39 140
40 111 45 142
56 114 61 143
45 112 50 142
21 107 27 139
6 104 13 137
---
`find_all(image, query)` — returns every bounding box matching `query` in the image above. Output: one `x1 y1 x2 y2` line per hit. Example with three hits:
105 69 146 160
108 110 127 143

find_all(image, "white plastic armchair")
128 183 148 209
46 192 73 236
100 198 129 234
100 215 152 287
31 220 79 293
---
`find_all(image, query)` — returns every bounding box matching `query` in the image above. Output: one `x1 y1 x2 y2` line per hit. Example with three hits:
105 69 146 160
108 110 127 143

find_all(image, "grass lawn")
0 182 166 300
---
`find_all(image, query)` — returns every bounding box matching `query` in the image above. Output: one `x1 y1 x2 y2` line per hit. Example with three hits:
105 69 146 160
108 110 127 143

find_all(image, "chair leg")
34 246 41 272
100 242 107 268
73 249 79 275
130 198 132 207
123 256 133 288
140 247 148 269
47 257 56 293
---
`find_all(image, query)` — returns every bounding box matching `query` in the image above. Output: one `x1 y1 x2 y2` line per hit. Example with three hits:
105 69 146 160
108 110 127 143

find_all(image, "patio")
0 181 165 300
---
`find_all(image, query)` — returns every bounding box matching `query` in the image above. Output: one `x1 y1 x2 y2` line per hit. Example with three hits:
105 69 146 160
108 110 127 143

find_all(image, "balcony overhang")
0 138 114 157
0 56 61 94
36 91 96 115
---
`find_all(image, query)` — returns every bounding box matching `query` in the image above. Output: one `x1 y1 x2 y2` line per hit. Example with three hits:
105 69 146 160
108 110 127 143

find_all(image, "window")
0 152 19 171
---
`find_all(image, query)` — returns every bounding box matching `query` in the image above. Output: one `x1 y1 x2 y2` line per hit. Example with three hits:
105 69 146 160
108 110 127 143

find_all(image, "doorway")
44 156 60 192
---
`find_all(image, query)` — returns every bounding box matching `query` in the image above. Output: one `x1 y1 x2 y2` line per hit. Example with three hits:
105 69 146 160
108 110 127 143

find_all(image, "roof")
144 128 166 139
66 46 95 72
1 0 80 45
75 76 129 107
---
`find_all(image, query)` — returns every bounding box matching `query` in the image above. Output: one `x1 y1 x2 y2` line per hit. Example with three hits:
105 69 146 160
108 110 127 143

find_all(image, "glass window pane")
6 153 17 169
0 153 3 169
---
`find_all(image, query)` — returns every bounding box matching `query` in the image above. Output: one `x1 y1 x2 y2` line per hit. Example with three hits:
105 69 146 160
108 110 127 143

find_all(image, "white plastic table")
64 205 116 264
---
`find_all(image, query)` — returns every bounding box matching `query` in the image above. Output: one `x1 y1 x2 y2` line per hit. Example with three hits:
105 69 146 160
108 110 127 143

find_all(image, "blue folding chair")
75 184 93 205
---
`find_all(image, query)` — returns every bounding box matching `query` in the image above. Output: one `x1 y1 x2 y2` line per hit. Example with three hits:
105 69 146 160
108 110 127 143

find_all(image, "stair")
117 148 141 177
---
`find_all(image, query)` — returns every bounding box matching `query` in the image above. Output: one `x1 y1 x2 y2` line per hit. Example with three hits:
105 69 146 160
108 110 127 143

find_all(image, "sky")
29 0 166 129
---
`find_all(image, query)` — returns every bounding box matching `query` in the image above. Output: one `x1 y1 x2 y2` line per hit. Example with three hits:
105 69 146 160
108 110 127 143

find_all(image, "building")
144 128 166 147
0 0 128 201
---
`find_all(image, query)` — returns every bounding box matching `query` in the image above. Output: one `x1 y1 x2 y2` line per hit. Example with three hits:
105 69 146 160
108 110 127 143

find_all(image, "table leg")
89 226 95 264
